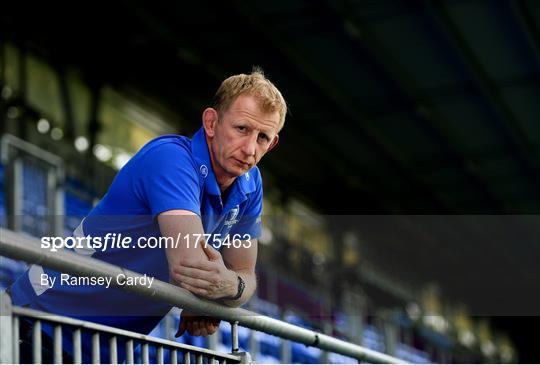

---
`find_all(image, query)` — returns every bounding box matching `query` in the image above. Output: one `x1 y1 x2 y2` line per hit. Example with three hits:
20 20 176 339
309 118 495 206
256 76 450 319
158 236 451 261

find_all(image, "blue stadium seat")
258 332 281 359
64 177 94 234
291 341 322 363
256 353 281 363
328 352 357 364
0 257 27 290
363 324 385 352
396 343 431 363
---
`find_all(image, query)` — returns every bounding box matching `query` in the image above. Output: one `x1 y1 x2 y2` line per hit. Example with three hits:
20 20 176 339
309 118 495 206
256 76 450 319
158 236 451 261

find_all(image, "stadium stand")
0 33 519 362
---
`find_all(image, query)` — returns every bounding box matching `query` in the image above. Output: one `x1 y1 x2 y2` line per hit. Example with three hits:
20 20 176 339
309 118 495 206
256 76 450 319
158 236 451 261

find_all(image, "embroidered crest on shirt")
225 206 240 227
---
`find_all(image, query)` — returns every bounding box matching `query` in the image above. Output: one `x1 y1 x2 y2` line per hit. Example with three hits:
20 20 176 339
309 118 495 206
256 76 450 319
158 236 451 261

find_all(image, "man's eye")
236 126 246 132
259 134 269 141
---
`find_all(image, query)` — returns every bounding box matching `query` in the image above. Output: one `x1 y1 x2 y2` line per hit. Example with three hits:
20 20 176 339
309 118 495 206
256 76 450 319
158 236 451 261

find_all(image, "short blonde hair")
213 67 287 131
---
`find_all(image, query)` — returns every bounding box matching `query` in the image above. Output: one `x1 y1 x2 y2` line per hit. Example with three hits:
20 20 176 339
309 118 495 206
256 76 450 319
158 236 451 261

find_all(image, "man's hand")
175 310 220 337
172 243 238 300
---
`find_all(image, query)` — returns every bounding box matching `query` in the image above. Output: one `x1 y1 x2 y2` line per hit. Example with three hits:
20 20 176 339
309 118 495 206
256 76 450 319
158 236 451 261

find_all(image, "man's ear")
202 108 219 137
267 134 279 152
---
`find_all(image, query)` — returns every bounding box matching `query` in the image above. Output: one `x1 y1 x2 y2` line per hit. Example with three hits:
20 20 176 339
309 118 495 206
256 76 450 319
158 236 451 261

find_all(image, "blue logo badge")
200 165 208 178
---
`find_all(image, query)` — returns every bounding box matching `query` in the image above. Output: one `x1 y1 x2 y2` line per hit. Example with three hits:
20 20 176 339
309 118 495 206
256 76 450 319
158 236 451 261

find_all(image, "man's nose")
242 135 257 156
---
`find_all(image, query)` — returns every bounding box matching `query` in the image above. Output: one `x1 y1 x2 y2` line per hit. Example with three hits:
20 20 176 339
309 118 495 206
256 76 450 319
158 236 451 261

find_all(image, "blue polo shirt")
10 127 263 361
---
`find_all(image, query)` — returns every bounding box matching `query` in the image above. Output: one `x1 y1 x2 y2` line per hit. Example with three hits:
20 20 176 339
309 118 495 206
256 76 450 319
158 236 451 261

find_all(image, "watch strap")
227 275 245 300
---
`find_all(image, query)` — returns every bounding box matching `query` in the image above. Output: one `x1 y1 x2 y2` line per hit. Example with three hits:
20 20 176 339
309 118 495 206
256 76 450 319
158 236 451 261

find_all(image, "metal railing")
0 228 406 364
0 296 242 364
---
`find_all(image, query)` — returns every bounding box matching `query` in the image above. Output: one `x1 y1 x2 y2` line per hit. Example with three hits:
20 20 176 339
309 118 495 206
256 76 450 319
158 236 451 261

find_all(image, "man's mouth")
233 158 250 168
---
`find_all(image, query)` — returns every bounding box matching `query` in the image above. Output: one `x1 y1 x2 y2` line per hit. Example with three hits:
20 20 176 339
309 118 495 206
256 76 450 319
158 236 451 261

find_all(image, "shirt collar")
191 127 257 197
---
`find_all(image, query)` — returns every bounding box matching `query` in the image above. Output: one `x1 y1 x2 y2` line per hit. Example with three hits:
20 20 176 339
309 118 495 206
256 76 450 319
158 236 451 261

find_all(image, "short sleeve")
137 142 201 217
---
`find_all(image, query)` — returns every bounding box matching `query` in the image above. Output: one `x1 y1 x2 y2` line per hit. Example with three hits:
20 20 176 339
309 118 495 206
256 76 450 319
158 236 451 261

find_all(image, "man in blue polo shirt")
10 68 287 362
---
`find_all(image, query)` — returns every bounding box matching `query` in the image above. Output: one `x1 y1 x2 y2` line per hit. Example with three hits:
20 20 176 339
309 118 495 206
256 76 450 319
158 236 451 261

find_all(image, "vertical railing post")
73 328 82 364
279 310 291 363
321 320 332 363
109 336 118 364
92 332 100 364
280 337 291 363
238 351 252 364
171 349 177 365
126 339 134 364
142 343 149 364
247 299 258 363
32 320 42 364
230 321 239 353
53 324 62 364
247 329 257 363
12 315 19 363
231 321 252 363
0 291 14 364
208 329 219 352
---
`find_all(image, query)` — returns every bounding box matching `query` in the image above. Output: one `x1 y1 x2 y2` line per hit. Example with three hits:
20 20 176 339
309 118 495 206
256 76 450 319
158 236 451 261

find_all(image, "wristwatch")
227 275 245 300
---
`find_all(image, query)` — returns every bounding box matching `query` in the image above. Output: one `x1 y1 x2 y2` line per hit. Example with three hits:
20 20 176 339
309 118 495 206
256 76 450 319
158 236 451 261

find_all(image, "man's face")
204 94 280 183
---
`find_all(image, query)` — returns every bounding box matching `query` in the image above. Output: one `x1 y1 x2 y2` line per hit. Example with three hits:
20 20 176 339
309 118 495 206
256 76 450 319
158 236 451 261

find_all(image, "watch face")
230 275 245 300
